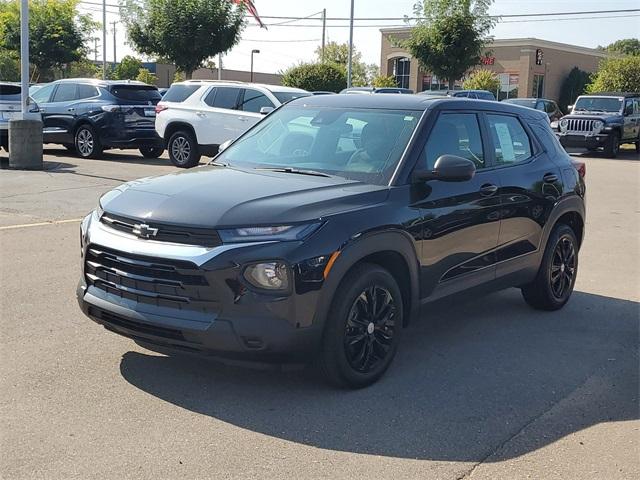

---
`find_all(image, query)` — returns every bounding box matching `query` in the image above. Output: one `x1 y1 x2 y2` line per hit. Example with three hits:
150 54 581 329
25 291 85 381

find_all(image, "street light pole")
250 49 260 83
347 0 354 88
102 0 107 79
19 0 28 115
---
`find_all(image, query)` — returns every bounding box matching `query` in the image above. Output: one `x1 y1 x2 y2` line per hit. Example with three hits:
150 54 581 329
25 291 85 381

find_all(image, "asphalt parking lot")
1 146 638 480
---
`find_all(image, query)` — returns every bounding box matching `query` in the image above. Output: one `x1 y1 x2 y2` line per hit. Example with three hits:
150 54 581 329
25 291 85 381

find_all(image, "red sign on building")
480 57 495 65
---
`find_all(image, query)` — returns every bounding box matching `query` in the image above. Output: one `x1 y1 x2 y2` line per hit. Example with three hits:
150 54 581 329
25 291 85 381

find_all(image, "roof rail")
183 79 244 84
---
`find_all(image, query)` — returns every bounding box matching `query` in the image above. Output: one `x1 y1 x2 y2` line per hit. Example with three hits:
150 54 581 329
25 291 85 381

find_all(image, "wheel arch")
544 197 585 250
315 230 421 329
164 122 197 143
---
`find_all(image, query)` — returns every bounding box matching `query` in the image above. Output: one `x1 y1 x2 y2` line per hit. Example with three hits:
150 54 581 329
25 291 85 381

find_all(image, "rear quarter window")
110 85 161 102
162 84 201 103
0 84 21 101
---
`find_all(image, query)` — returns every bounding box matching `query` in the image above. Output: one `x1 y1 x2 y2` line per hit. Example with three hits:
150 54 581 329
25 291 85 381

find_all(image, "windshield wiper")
256 167 332 178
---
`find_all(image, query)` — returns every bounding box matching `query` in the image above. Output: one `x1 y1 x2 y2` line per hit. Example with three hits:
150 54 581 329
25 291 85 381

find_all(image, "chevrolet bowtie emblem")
132 223 159 239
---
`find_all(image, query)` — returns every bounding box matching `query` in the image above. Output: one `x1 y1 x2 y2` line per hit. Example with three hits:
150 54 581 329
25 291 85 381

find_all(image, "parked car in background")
450 90 496 100
79 95 585 387
155 80 311 167
312 91 337 95
30 79 164 159
340 87 414 94
158 88 169 97
556 93 640 157
503 98 563 122
1 82 41 153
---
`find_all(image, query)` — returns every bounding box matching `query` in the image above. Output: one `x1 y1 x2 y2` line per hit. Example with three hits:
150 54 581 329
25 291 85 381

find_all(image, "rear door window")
487 114 533 165
239 89 274 113
162 84 201 103
30 84 55 103
212 87 240 110
110 85 161 102
52 83 77 102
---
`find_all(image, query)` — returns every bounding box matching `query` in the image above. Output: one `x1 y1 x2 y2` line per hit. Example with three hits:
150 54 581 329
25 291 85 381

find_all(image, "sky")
79 0 640 74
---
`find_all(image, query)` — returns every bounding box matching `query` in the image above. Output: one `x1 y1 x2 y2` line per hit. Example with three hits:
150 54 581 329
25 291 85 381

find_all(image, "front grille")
89 306 186 341
85 245 217 310
101 212 222 248
566 118 596 134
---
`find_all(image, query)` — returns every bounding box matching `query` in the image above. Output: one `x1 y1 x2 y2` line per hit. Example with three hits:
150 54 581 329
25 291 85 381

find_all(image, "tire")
168 130 200 168
74 124 103 159
318 263 403 388
139 146 164 159
521 224 578 311
635 141 639 153
603 131 620 158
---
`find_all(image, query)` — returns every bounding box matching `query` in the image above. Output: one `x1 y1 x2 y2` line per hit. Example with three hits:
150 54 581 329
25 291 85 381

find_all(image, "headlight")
218 223 321 243
550 120 559 130
244 262 289 290
559 118 569 132
95 202 104 220
592 120 604 133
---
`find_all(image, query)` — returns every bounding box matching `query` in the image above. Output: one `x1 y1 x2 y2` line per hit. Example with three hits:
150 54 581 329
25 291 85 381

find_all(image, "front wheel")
603 131 619 158
75 125 103 159
168 131 200 168
521 224 578 311
319 263 403 388
139 146 164 159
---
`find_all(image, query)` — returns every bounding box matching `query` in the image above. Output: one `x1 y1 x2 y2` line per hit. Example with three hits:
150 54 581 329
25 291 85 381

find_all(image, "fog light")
244 262 289 290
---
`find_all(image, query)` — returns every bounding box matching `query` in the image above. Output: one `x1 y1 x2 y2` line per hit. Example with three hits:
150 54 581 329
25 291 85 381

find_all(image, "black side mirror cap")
412 155 477 183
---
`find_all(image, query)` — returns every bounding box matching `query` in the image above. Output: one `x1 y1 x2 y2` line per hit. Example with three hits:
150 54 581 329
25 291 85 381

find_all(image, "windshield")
217 106 421 185
574 96 623 113
505 99 537 108
272 91 311 105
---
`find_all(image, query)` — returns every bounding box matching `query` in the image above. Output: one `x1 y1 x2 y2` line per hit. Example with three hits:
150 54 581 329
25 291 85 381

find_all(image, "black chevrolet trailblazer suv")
78 95 586 388
557 92 640 157
30 79 164 159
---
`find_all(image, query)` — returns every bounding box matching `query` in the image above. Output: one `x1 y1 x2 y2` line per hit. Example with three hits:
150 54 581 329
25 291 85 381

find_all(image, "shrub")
282 62 346 93
558 67 590 113
372 75 398 88
462 69 499 93
136 68 157 85
587 56 640 93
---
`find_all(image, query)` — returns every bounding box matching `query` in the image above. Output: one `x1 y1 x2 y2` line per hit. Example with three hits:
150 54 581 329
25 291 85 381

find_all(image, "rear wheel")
139 146 164 159
635 140 639 153
75 125 103 159
603 131 619 158
521 224 578 311
319 263 403 388
168 130 200 168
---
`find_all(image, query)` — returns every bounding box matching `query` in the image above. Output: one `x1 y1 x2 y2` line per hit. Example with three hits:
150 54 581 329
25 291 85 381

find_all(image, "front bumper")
558 133 611 149
77 211 328 362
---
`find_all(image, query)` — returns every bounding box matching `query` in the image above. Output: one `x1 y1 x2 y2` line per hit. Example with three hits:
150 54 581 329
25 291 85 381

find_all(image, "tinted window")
203 87 218 107
272 91 311 104
544 101 557 113
487 114 533 165
634 98 640 114
110 85 161 102
452 91 468 98
52 83 77 102
0 84 21 100
505 99 537 109
77 84 99 99
421 113 485 170
477 92 495 100
535 101 546 111
239 89 274 113
163 84 201 103
30 84 55 103
213 87 240 109
624 99 633 116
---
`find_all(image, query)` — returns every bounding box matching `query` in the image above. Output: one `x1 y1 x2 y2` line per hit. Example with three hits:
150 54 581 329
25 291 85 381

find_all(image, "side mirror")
218 139 232 153
412 155 476 183
260 106 274 115
567 104 574 112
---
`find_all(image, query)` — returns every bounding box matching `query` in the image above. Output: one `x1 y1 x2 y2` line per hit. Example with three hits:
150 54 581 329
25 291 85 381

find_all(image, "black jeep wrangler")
557 92 640 158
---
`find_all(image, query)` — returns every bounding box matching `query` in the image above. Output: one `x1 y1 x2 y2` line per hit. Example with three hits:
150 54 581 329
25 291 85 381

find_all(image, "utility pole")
218 53 222 80
111 21 117 66
321 9 326 63
93 37 99 62
347 0 354 87
102 0 107 79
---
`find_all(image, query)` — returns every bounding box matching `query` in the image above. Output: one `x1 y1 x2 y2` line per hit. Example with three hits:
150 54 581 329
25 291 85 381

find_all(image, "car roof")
177 80 307 93
581 92 639 98
287 94 549 118
52 78 155 88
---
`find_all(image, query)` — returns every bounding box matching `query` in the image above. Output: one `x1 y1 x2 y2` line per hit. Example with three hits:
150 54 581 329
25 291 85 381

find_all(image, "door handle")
196 111 206 117
238 117 249 122
543 173 558 183
479 184 498 196
67 107 75 112
39 108 46 113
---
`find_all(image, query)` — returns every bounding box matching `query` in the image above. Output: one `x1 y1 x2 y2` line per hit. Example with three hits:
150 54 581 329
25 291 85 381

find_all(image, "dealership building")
380 28 611 101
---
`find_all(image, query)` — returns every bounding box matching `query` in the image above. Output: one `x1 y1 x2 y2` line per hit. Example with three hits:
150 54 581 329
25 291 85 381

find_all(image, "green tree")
0 50 20 81
405 0 495 89
372 75 398 88
64 58 100 79
282 63 347 93
599 38 640 56
314 41 375 86
587 56 640 93
121 0 245 79
114 55 143 79
135 67 157 85
462 69 499 92
558 67 591 112
0 0 96 81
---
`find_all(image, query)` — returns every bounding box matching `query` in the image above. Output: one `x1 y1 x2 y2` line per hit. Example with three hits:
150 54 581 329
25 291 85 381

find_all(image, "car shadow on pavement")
43 147 179 167
118 289 639 462
569 149 640 162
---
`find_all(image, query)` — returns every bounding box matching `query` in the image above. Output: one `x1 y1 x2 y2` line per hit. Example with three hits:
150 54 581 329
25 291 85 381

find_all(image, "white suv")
155 80 310 167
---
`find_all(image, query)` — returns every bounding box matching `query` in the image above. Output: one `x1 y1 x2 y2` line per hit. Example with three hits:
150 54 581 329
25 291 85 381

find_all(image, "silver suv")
155 80 310 167
0 82 41 153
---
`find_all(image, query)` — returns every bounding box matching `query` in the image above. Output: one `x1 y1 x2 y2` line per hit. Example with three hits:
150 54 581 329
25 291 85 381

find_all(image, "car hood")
564 112 622 122
102 166 390 228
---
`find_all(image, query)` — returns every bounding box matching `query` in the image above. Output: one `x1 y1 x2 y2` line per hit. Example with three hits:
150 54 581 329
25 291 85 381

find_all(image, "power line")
242 38 321 43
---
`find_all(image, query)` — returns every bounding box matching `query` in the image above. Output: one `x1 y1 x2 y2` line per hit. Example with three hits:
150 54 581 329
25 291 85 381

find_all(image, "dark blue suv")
30 79 164 159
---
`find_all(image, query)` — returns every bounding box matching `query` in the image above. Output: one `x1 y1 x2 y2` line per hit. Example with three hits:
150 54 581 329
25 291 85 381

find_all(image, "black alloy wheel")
549 236 577 300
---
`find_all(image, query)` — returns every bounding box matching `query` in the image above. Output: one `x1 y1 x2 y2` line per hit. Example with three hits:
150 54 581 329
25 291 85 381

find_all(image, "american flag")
233 0 267 29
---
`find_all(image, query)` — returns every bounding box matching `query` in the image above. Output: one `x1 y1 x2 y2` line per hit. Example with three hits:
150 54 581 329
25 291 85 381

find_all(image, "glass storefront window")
497 73 519 101
393 57 411 89
532 74 544 98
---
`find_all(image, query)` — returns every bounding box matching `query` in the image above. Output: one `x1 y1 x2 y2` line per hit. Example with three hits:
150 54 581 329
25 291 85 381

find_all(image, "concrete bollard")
8 119 43 170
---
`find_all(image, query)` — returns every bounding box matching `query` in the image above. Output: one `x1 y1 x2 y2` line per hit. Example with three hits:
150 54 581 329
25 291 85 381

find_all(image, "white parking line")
0 218 82 230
